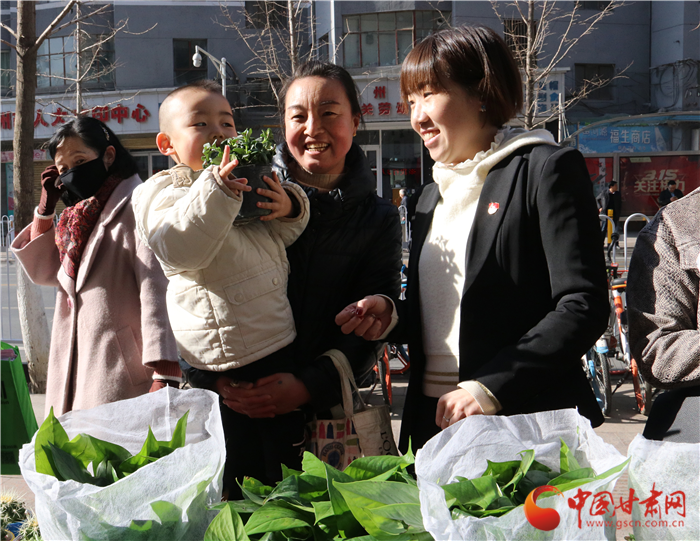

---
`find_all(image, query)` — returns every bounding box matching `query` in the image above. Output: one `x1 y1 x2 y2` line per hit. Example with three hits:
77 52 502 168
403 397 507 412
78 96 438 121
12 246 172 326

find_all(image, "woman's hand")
435 388 484 430
38 165 64 216
218 146 251 196
214 373 311 418
335 295 393 340
258 172 294 221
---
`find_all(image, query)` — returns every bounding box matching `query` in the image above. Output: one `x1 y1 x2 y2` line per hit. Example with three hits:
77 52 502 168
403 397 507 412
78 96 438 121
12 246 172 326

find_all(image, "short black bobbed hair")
47 116 139 180
278 61 363 124
400 25 523 128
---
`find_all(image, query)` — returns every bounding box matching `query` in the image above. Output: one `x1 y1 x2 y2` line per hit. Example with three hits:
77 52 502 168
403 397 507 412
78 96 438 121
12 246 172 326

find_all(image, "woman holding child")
212 62 402 491
12 117 180 417
135 71 401 495
337 26 610 451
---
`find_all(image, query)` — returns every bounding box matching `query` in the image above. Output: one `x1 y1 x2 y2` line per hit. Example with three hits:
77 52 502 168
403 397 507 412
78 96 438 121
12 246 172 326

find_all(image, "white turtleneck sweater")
417 127 557 411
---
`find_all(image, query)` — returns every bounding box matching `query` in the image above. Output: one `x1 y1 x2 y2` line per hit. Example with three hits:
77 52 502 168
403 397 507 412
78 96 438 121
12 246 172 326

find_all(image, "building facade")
1 1 698 217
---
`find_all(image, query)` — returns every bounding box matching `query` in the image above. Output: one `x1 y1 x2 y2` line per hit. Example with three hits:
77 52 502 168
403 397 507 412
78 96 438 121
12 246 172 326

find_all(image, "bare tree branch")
491 0 626 131
31 0 78 54
49 4 111 37
1 38 16 50
0 20 18 40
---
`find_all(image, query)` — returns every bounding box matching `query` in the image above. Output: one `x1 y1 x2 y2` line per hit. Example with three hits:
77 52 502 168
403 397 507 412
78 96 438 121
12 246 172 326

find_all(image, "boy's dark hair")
608 181 618 188
278 61 363 124
47 116 139 179
400 25 523 128
159 80 225 131
667 180 677 186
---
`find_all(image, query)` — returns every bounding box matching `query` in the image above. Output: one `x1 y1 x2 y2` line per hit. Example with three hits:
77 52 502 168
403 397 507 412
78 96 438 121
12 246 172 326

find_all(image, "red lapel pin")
488 202 500 215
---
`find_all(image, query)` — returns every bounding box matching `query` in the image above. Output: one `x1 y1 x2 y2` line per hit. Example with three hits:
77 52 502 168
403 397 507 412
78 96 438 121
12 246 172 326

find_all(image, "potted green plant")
202 128 277 221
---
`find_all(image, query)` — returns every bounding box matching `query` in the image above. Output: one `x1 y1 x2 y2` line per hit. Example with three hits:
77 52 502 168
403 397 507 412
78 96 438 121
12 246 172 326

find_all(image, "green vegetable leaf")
301 452 328 479
501 449 535 495
151 500 182 524
118 411 189 476
34 407 69 477
62 433 131 472
442 475 502 511
205 504 251 541
324 462 355 516
245 501 313 536
559 438 582 473
47 442 106 486
333 480 422 539
343 455 414 481
241 477 274 504
282 464 304 479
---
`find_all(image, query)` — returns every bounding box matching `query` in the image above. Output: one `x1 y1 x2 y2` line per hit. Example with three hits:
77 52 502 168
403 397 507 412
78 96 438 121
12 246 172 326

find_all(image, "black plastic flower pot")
233 164 273 223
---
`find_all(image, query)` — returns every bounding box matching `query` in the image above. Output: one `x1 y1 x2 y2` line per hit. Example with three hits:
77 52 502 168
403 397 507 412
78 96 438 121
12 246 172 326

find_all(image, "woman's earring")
480 104 486 113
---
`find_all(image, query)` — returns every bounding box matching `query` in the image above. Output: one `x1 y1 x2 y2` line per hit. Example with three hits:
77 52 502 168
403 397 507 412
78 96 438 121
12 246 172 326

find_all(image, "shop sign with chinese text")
0 89 169 139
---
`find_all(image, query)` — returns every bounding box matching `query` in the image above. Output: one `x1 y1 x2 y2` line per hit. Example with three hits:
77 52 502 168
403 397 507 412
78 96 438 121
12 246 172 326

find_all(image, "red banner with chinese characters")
585 155 700 217
619 155 700 216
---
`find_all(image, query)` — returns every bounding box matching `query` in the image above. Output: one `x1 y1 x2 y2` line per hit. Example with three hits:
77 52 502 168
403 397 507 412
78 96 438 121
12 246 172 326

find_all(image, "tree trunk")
13 1 51 393
524 0 536 130
75 2 82 114
16 269 51 393
288 0 297 75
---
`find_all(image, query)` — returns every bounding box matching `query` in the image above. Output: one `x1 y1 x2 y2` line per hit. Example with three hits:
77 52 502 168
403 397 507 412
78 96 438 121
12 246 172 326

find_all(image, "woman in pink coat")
12 117 179 416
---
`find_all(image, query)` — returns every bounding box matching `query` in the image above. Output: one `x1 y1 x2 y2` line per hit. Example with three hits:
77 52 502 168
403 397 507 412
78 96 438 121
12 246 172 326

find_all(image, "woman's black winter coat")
273 143 403 412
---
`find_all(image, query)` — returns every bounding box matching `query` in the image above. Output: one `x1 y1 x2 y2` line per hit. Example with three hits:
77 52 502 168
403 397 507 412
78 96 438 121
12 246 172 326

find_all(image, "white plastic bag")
627 434 700 541
415 409 628 541
19 387 225 541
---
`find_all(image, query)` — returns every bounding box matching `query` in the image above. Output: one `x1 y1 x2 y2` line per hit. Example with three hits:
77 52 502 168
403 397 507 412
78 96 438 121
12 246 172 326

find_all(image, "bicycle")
372 264 410 407
607 274 653 415
582 338 612 416
376 342 410 406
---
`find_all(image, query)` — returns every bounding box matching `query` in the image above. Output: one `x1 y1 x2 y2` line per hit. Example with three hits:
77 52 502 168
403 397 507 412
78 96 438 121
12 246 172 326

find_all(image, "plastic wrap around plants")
19 387 225 541
627 434 700 541
415 409 628 541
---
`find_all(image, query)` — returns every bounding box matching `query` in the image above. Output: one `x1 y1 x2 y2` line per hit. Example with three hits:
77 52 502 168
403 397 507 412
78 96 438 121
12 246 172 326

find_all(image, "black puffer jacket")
273 143 402 412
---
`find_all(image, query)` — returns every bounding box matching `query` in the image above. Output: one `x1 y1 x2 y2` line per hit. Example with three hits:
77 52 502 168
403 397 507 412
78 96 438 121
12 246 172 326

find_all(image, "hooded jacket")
273 143 402 411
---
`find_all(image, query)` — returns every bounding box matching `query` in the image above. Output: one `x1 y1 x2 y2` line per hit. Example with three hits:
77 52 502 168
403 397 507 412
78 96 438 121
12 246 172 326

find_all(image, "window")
245 1 288 29
317 33 330 62
245 77 277 108
1 50 11 91
36 34 115 88
575 64 615 100
133 152 172 182
578 1 611 10
343 10 450 69
503 19 534 66
173 39 207 86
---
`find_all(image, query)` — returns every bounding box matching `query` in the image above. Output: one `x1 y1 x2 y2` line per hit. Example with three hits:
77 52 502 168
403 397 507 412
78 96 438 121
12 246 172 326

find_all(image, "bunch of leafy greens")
204 439 626 540
202 128 276 168
34 407 189 487
442 439 627 520
204 450 433 541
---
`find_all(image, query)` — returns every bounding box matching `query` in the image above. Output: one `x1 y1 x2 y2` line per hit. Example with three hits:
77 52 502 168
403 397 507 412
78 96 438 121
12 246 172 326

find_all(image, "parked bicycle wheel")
585 347 612 416
377 351 391 406
631 357 652 415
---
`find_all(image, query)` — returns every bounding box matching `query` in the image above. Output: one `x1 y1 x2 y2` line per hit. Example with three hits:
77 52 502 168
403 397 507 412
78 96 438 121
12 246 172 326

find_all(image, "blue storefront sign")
577 125 671 153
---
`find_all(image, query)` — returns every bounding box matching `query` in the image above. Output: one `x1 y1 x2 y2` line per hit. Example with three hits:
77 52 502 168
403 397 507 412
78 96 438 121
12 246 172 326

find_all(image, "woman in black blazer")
337 25 609 452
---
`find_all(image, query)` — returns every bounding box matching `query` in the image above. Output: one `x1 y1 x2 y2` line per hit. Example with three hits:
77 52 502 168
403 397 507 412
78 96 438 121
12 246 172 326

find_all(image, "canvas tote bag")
306 349 398 470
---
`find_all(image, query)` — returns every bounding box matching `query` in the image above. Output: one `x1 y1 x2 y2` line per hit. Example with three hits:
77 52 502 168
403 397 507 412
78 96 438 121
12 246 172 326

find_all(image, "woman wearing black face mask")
11 116 180 416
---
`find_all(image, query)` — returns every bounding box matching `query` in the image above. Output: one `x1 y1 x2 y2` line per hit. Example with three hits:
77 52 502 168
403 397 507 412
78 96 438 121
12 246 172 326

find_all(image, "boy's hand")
258 172 294 221
218 145 251 196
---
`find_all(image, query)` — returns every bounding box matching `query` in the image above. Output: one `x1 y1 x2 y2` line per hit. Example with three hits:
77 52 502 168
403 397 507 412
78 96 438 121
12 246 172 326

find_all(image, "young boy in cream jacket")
132 80 309 384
